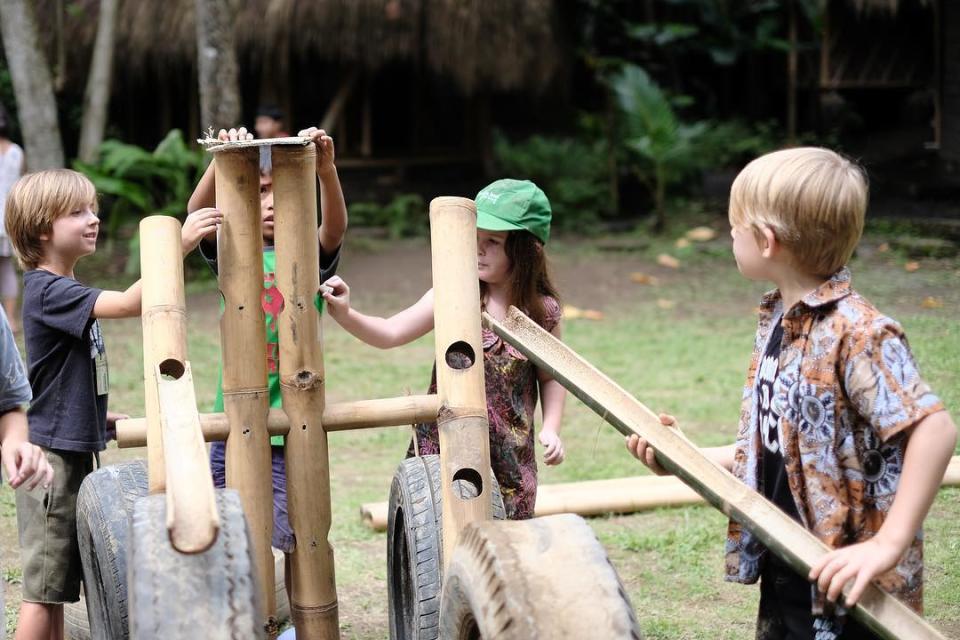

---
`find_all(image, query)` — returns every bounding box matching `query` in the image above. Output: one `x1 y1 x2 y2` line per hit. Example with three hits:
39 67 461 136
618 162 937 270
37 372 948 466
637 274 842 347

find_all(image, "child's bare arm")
323 277 434 349
93 281 143 319
299 127 347 255
809 409 956 607
181 207 222 256
188 160 217 214
538 323 566 465
0 409 54 490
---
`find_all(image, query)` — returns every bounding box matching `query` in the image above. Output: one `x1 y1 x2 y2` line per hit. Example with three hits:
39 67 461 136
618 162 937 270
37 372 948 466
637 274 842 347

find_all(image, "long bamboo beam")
213 146 277 634
483 306 948 640
430 197 492 569
116 394 440 447
272 143 339 639
360 457 960 531
156 362 219 552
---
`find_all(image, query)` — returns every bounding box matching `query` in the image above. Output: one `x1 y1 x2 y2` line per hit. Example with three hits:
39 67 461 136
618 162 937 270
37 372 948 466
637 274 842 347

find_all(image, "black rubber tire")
387 454 505 640
70 460 149 640
440 514 643 639
127 490 262 640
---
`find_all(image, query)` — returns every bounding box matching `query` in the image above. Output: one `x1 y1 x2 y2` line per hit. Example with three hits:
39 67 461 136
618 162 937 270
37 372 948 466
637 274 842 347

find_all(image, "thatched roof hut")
43 0 562 96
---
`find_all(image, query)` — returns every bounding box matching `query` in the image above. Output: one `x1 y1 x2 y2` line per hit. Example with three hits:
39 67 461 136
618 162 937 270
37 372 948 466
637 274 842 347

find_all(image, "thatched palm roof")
40 0 561 95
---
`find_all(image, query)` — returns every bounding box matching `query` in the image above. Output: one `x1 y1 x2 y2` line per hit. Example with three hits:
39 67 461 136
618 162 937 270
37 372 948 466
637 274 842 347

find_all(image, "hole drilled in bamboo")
444 341 476 370
158 358 186 381
451 468 483 500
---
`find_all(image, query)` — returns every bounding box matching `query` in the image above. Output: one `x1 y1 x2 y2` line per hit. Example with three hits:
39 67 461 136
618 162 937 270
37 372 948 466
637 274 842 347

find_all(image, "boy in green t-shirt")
187 125 347 596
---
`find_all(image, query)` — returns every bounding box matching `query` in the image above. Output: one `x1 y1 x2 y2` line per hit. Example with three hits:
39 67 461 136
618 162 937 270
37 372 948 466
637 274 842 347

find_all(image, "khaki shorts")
16 448 95 604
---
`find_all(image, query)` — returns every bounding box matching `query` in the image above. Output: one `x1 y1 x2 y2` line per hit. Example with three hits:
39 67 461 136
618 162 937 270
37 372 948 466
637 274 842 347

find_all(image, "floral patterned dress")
406 296 561 519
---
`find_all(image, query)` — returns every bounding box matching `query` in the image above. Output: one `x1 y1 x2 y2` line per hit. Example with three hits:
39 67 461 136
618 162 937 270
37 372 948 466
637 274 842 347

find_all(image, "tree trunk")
0 0 65 169
195 0 241 132
78 0 120 164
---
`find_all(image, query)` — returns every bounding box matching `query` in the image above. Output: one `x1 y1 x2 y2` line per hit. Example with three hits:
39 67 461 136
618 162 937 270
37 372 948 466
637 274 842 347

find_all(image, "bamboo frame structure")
139 216 218 552
484 307 948 640
212 146 277 633
271 143 339 638
115 394 440 447
429 197 492 568
360 457 960 531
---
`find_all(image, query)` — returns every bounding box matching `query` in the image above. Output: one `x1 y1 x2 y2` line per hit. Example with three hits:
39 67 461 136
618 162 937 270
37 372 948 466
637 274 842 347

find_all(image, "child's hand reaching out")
181 207 223 255
625 413 679 475
321 276 351 319
298 127 336 177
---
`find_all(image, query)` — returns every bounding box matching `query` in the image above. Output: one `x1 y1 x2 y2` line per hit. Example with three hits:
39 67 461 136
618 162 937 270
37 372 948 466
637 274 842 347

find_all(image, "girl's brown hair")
481 230 560 327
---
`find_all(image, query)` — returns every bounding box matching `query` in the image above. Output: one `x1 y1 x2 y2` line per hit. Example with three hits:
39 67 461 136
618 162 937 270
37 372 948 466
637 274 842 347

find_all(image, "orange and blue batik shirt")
726 268 944 615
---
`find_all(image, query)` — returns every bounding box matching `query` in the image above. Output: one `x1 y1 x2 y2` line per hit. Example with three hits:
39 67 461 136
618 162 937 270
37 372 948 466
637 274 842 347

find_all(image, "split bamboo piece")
139 215 218 551
155 362 219 552
430 197 492 569
212 146 277 632
116 394 439 447
272 144 339 639
484 306 948 640
360 457 960 531
140 216 187 494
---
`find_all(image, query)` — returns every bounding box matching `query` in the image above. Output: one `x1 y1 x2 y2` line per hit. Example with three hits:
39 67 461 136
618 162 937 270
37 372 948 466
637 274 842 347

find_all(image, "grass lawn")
3 221 959 638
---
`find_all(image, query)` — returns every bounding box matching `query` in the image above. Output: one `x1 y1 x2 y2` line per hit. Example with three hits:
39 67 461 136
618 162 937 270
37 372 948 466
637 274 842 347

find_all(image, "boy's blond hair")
729 147 867 277
4 169 98 270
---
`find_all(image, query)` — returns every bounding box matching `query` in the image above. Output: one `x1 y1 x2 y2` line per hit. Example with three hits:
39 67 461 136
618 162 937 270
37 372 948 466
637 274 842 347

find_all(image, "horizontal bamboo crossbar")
483 307 948 640
116 394 440 447
360 457 960 531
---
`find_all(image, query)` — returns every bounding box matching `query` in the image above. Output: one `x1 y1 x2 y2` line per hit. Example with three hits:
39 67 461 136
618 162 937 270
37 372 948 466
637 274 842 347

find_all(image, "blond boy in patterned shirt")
626 147 957 639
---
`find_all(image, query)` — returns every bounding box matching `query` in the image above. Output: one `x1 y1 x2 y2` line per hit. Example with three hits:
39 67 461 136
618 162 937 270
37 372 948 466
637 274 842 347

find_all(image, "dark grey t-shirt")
22 269 107 452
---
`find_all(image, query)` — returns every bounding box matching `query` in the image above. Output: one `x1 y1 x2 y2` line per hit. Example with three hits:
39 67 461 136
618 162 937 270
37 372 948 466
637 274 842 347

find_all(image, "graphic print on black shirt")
757 321 800 522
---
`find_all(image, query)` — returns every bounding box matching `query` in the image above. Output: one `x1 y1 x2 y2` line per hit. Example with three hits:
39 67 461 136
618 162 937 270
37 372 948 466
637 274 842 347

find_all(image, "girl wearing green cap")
322 179 566 519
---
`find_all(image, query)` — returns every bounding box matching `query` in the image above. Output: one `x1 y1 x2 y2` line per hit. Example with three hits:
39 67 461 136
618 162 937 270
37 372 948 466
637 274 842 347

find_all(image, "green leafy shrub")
349 193 428 238
492 133 611 233
73 130 209 273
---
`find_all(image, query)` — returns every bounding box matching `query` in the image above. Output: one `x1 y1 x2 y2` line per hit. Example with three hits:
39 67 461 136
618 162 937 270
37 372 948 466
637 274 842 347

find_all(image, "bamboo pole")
360 458 960 531
139 216 186 494
484 307 948 640
116 394 440 447
156 361 219 553
429 197 492 569
272 143 339 638
213 146 277 634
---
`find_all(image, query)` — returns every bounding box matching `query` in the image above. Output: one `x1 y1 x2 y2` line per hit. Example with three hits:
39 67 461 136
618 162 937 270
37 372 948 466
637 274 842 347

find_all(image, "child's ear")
757 225 778 258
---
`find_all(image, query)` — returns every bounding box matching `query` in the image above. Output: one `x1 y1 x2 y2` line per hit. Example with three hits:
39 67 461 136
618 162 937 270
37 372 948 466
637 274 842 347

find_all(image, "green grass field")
3 225 959 638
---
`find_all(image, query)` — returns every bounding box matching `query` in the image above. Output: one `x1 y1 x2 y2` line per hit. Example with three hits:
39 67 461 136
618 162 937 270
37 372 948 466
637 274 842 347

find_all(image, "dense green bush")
492 132 612 233
348 193 428 239
73 129 210 273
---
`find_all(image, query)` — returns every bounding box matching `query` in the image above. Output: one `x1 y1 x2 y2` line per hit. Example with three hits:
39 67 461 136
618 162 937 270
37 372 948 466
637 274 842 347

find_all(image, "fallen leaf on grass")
563 305 605 321
921 297 943 309
685 226 717 242
657 254 681 269
877 242 890 253
904 261 921 272
674 237 691 249
629 272 660 285
656 299 676 309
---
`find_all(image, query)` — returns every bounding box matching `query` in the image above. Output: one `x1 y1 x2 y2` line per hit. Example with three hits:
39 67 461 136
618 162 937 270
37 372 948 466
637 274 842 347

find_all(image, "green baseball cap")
475 179 552 244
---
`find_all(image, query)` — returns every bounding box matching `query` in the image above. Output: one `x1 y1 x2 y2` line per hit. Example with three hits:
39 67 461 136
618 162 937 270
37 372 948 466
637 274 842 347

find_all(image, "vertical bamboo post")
272 144 340 638
429 197 492 568
140 216 186 494
213 147 277 634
